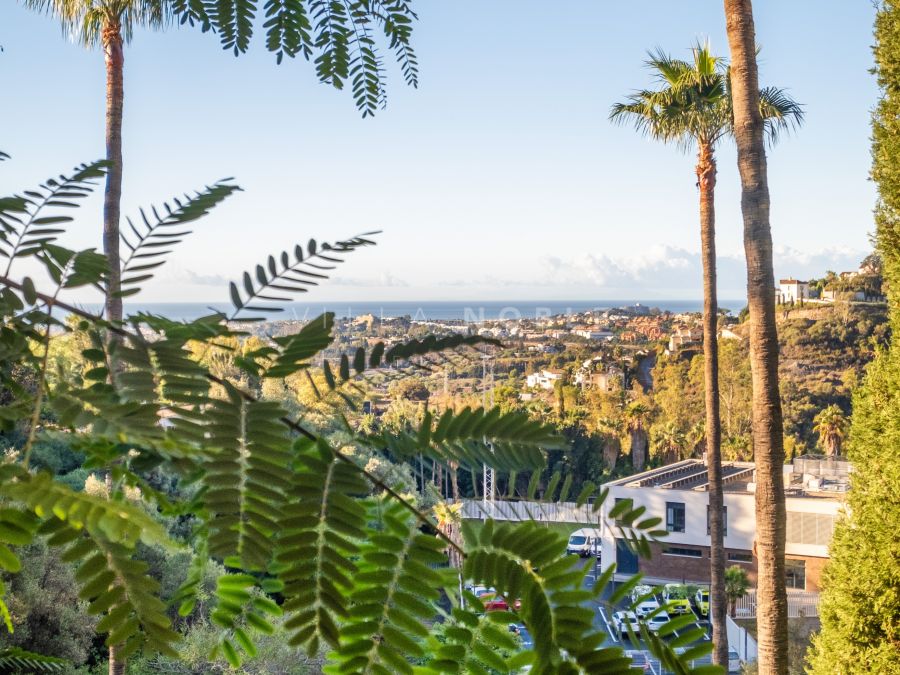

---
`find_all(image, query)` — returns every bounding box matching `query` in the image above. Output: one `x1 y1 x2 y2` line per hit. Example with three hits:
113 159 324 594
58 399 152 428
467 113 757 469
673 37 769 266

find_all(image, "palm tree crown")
23 0 171 46
609 42 803 151
813 405 848 457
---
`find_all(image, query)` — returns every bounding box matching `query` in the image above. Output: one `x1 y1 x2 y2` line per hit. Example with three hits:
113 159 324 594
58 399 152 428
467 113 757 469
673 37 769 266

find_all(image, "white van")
566 528 602 557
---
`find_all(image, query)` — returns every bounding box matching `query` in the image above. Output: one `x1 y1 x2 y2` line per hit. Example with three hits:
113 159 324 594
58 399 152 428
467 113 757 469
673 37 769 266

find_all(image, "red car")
478 591 521 612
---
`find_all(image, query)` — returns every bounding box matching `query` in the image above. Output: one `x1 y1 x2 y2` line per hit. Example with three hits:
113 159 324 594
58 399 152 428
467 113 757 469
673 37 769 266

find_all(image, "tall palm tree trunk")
103 20 126 675
723 1 789 672
697 142 727 666
103 19 124 324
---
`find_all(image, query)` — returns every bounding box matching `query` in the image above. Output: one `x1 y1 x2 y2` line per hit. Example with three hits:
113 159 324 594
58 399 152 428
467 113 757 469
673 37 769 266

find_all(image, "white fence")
460 499 599 524
734 590 820 618
727 615 758 664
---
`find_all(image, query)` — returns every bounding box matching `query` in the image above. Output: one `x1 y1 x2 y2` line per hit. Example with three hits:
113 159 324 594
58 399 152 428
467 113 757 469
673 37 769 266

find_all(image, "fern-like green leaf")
0 647 67 673
0 470 172 549
329 499 448 674
203 385 293 571
225 233 377 321
276 437 368 654
119 181 240 298
0 161 105 272
367 406 561 472
37 518 179 659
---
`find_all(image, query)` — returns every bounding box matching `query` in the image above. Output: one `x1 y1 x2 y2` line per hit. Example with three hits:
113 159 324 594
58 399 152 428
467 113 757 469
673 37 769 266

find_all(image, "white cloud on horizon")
419 245 870 299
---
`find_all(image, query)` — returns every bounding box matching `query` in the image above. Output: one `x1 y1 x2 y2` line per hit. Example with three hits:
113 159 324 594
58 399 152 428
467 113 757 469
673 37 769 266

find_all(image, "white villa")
526 368 565 390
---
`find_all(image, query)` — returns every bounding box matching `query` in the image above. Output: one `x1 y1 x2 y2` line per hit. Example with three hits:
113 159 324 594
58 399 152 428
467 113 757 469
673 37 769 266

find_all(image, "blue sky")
0 1 878 303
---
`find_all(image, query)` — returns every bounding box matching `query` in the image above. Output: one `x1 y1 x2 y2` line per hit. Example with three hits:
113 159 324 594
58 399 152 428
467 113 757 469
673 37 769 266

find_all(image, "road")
636 352 656 392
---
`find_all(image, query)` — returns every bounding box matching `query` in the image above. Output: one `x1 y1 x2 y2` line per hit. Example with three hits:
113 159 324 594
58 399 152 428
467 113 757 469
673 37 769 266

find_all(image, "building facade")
778 278 810 304
598 457 847 592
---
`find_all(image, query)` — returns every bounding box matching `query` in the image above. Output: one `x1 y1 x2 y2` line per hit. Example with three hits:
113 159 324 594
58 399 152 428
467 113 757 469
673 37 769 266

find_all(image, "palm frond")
758 85 805 145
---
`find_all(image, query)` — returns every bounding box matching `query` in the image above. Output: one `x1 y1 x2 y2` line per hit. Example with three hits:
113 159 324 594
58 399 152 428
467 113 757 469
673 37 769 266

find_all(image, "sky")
0 1 879 304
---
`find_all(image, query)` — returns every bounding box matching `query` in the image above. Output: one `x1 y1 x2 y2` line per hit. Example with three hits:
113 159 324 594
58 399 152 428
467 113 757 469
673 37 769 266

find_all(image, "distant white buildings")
598 456 849 591
777 278 810 304
574 359 623 391
526 368 565 390
573 328 615 341
667 326 703 353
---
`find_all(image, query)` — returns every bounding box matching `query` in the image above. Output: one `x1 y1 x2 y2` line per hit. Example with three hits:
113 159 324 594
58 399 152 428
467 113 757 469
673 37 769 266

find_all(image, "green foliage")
179 0 420 117
0 647 66 673
808 343 900 673
0 542 97 666
227 235 376 321
610 41 802 150
0 161 717 674
809 4 900 670
119 181 240 298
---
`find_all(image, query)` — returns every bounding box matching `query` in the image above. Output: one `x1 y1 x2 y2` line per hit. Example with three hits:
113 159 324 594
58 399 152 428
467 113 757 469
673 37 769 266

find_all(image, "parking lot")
577 558 718 674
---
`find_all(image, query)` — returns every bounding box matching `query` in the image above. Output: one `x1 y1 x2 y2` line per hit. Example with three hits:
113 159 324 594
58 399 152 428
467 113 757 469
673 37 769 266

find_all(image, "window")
707 505 728 536
666 502 685 533
728 551 753 564
785 558 806 590
663 546 702 558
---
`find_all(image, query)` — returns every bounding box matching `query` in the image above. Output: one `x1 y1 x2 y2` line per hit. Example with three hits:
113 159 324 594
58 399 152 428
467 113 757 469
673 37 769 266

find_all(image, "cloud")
427 245 869 298
545 245 868 295
183 270 230 286
329 272 409 287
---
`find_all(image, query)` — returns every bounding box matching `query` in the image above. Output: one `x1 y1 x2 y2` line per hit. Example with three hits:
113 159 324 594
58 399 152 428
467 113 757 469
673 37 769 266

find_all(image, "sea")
78 299 744 323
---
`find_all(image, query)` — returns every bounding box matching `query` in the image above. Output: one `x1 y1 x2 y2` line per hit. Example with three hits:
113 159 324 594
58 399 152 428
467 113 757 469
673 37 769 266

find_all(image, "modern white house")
525 368 565 390
598 456 848 592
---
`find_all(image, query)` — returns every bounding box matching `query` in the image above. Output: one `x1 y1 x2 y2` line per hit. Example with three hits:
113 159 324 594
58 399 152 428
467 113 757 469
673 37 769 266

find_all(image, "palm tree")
814 405 848 457
597 416 622 470
653 421 684 464
688 419 707 458
611 42 801 666
724 564 750 617
625 402 650 471
724 1 794 671
24 0 172 325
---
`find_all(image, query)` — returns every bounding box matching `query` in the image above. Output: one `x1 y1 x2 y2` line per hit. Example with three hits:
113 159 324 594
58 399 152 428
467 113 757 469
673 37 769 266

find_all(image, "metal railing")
459 499 599 524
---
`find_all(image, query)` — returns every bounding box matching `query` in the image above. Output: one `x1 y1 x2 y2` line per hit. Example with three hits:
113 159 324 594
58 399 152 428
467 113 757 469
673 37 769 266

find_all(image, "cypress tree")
808 2 900 671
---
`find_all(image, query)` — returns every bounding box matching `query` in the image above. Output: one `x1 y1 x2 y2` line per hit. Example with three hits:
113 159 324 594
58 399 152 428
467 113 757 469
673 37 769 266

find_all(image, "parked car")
566 528 602 557
646 610 670 634
662 584 692 615
728 648 741 673
631 584 660 618
693 588 710 617
479 591 521 612
612 610 640 640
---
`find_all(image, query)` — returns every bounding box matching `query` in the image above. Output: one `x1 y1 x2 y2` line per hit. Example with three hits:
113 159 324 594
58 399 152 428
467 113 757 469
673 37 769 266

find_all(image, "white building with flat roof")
598 457 848 591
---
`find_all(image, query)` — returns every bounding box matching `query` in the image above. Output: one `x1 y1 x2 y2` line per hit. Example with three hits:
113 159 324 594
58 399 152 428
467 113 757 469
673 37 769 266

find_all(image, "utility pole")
482 351 495 511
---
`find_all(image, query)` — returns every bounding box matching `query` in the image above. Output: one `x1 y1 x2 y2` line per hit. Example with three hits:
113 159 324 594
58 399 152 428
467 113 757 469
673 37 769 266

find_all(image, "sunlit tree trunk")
698 141 727 666
103 19 126 675
103 19 124 325
723 1 789 672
